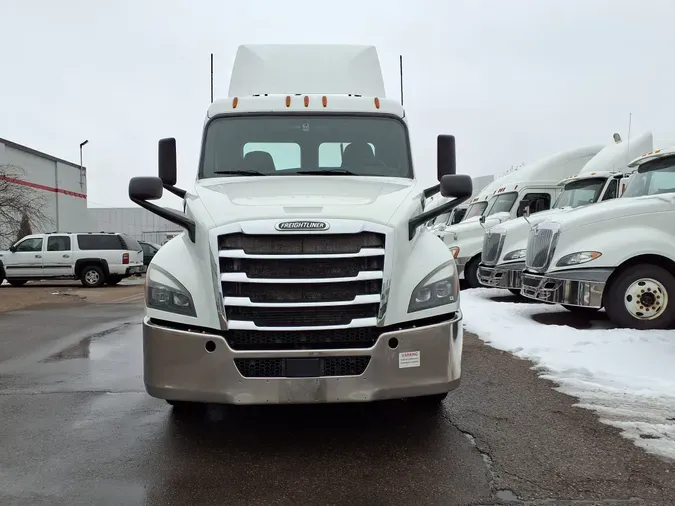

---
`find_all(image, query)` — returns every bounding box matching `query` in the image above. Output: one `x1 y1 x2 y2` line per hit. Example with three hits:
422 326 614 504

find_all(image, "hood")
548 193 675 231
193 175 417 227
440 212 510 240
497 207 576 234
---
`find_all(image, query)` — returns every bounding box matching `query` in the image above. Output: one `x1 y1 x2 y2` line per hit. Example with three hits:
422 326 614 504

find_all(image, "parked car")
0 232 145 288
139 241 161 266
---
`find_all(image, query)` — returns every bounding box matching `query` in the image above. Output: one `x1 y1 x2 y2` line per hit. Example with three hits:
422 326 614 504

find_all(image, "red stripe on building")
0 175 87 200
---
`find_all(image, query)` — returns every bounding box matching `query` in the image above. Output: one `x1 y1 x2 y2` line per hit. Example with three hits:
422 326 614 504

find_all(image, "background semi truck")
439 143 603 288
127 44 474 407
520 145 675 329
478 132 653 296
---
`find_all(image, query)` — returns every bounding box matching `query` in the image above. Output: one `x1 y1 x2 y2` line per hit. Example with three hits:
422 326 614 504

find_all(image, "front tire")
80 265 105 288
604 264 675 330
106 275 123 286
464 257 481 289
409 392 448 408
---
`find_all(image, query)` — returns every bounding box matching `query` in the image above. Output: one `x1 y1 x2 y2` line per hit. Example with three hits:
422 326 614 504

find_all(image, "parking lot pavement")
1 303 674 506
0 277 145 313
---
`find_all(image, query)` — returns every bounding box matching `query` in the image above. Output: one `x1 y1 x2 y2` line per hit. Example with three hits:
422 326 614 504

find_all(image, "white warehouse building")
0 137 92 249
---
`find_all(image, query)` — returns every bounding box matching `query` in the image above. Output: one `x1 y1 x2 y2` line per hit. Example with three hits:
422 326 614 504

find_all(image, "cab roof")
206 94 404 119
628 146 675 168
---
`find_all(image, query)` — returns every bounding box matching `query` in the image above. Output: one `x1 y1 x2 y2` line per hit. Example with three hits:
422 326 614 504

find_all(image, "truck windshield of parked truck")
623 156 675 198
553 178 606 208
484 192 518 216
463 201 488 220
200 115 413 179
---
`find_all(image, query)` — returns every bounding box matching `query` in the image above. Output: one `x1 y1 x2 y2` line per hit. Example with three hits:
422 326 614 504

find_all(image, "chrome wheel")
85 269 100 285
623 278 668 320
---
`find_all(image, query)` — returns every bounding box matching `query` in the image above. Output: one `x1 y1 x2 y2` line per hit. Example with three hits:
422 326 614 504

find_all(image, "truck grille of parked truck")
219 230 385 374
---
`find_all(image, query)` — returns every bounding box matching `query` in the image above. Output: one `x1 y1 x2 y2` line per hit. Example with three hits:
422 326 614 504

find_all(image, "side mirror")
517 199 531 218
158 138 177 186
479 215 486 225
440 174 473 199
9 245 17 253
437 134 456 180
129 176 164 201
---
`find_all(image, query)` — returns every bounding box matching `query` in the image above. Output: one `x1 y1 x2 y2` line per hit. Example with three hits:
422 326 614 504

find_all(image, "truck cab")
478 132 653 294
520 145 675 329
440 144 603 288
127 44 474 407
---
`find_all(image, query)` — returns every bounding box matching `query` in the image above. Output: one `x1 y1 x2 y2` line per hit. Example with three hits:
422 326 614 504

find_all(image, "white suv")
0 232 145 288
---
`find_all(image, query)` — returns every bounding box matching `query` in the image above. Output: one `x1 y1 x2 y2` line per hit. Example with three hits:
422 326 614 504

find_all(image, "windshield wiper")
295 169 357 175
213 170 267 176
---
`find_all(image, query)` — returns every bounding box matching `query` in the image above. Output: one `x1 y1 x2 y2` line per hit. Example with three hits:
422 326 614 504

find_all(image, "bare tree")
0 164 52 248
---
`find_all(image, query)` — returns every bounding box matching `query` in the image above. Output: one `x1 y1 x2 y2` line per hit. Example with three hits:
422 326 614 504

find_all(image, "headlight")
449 246 460 259
145 264 197 317
556 251 602 267
408 261 459 313
503 249 526 261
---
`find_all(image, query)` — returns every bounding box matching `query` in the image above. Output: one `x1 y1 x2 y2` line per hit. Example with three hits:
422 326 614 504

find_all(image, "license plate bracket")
285 358 321 377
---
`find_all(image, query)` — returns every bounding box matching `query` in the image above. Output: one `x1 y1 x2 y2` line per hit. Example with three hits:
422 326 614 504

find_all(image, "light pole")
79 139 88 192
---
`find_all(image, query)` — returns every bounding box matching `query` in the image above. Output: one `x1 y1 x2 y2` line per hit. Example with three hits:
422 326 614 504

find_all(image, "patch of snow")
462 288 675 461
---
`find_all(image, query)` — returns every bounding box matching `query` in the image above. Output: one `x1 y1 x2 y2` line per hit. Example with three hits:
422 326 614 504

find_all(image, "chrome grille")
218 231 386 332
482 229 505 266
525 223 559 272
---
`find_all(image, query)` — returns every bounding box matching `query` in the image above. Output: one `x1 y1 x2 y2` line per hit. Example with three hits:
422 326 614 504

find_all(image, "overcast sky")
1 0 674 208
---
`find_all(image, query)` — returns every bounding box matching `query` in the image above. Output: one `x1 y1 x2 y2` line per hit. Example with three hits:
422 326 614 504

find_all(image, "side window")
47 236 71 252
141 243 151 255
602 179 619 201
518 193 552 216
77 234 124 250
16 237 43 252
119 233 141 252
319 142 375 167
243 142 300 171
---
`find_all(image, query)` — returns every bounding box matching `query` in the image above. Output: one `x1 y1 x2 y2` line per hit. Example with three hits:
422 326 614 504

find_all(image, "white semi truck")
478 132 653 297
439 144 603 288
127 44 474 407
520 145 675 329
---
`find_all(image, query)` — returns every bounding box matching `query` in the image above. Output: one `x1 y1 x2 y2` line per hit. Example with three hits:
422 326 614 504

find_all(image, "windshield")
200 115 412 179
484 192 518 216
622 157 675 198
554 178 607 209
463 201 487 220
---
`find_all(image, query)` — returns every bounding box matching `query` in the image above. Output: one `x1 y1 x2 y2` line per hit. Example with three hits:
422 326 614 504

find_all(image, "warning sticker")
398 351 420 369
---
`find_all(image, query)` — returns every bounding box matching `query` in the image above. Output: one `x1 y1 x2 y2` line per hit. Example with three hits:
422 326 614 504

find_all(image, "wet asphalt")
1 302 674 506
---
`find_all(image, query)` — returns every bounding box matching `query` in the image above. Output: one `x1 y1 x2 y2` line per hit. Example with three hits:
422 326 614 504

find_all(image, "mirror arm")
130 197 196 242
408 195 471 240
163 184 186 199
423 184 441 199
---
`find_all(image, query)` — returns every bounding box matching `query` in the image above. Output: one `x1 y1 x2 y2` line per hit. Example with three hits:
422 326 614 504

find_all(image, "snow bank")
461 288 675 461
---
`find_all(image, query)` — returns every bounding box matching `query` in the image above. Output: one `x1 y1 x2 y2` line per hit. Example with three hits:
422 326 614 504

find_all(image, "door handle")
63 254 70 258
35 254 42 258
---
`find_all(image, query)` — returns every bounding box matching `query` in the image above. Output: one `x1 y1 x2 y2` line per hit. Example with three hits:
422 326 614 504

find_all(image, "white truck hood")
497 207 578 234
193 176 417 227
547 193 675 231
441 212 510 240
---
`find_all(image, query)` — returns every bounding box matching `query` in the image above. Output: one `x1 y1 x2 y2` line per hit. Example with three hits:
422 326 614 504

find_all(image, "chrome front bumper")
477 262 525 289
143 313 463 405
520 268 613 307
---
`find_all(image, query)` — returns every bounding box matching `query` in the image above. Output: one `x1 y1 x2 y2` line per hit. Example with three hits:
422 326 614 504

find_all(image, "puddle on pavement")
41 323 134 362
495 489 520 503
